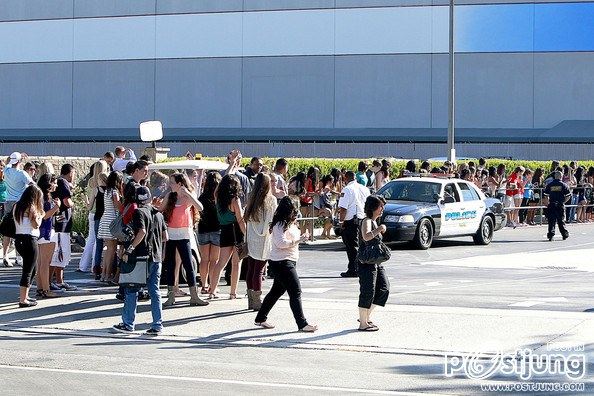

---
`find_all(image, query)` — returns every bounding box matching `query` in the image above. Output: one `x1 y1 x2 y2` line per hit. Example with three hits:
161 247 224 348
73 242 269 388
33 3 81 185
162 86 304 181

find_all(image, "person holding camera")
112 186 168 335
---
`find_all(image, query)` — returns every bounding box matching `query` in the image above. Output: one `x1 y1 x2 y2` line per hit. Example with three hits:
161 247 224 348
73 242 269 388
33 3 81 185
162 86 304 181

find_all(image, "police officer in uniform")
338 171 370 277
543 171 570 241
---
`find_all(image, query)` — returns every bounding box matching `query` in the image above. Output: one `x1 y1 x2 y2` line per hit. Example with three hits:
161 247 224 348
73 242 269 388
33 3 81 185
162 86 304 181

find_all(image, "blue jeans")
93 220 104 274
121 261 163 331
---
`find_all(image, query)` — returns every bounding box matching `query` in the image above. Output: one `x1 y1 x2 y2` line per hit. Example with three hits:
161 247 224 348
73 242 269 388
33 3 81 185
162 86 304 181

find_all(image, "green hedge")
165 156 594 178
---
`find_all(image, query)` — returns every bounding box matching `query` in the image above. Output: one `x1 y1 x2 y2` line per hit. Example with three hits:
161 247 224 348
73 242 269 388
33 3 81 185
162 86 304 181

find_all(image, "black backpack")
143 207 164 259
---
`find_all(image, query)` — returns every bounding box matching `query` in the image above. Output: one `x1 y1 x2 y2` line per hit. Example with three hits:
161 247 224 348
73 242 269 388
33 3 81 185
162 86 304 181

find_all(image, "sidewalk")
0 289 592 358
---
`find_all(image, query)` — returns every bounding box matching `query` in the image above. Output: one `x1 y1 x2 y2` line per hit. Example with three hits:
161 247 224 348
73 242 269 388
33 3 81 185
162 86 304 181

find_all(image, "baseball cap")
134 186 152 205
8 152 21 166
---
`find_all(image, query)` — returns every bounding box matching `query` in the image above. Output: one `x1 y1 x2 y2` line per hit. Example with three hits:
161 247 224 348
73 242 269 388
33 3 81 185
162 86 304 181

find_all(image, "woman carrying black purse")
357 195 390 332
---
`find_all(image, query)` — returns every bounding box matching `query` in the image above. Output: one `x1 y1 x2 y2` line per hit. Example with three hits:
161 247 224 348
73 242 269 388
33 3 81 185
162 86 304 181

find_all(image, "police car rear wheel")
413 218 433 250
473 216 494 245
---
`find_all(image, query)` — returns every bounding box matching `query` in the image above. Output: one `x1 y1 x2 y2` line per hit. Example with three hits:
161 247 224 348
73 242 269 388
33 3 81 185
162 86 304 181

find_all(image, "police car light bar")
402 172 457 179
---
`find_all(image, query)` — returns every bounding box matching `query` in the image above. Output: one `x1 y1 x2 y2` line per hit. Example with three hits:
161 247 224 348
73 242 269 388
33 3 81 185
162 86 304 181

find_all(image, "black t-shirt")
198 194 220 233
124 178 139 206
94 186 105 221
52 177 73 233
131 206 166 263
544 180 571 204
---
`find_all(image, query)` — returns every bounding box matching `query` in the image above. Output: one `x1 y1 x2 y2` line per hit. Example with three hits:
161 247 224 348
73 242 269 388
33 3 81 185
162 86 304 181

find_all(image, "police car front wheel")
413 218 434 250
473 216 494 245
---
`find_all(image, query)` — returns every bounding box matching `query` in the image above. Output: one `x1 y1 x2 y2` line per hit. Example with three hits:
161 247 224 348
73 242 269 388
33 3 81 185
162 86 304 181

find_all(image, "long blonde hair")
37 162 55 178
89 160 109 190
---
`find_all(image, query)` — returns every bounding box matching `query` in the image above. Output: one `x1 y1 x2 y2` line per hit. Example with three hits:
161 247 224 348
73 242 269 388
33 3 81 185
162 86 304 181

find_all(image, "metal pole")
447 0 456 163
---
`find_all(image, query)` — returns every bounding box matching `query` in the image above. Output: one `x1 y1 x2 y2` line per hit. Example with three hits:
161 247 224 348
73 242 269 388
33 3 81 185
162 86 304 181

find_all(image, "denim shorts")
198 231 221 246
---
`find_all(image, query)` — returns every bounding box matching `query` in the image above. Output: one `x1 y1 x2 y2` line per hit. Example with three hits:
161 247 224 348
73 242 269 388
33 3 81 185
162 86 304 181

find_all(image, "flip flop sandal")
357 319 374 326
358 325 379 332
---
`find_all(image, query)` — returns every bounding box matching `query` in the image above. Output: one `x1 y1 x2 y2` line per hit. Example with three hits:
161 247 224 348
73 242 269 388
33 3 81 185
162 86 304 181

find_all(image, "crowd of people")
0 149 589 334
401 158 594 227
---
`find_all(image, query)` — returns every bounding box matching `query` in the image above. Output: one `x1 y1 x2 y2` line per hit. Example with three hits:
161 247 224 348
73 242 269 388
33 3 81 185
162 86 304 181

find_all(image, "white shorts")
38 230 57 245
503 195 515 208
51 232 71 268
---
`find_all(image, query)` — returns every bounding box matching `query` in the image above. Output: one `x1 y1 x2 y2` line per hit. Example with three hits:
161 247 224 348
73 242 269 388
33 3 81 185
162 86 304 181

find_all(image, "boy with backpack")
112 186 168 335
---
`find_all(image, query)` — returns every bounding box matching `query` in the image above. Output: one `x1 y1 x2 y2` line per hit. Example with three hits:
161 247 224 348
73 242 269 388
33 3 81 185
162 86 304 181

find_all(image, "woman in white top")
13 185 44 307
79 160 109 272
244 173 277 311
254 197 317 332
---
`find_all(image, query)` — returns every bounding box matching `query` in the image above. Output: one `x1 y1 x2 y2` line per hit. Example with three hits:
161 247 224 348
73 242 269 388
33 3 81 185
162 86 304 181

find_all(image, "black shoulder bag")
357 220 391 265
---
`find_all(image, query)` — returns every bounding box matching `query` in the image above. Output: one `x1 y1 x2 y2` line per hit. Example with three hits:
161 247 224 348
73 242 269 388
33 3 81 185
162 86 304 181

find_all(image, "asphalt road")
0 222 592 395
297 223 594 312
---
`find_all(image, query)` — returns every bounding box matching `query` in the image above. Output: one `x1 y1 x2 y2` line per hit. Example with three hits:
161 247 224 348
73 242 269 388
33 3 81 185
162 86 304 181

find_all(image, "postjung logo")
444 345 586 381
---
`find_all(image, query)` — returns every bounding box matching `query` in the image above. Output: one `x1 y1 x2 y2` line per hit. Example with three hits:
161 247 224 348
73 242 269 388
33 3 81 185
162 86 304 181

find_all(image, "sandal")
255 321 275 329
200 287 209 295
208 293 219 300
358 325 379 332
299 324 318 333
18 300 38 308
357 319 374 326
229 293 239 300
41 290 59 299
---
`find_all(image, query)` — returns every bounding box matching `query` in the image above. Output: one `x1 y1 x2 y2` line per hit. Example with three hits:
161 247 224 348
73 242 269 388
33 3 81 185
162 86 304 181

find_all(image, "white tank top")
15 213 40 237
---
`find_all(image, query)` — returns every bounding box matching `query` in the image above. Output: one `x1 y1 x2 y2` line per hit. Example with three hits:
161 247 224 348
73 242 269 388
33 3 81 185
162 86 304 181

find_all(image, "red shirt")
506 173 523 196
300 178 314 205
122 203 137 225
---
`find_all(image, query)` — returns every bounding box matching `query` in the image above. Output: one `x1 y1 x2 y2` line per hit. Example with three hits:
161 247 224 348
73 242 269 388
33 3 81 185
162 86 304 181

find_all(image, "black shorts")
219 222 244 248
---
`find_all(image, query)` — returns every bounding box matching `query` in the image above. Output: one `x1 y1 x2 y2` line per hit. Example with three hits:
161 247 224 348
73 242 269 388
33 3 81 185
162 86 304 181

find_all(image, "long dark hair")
320 174 334 188
216 174 241 211
306 166 320 187
270 196 299 232
200 171 221 201
405 160 416 173
533 167 544 185
245 173 271 223
575 167 584 185
289 172 306 195
14 185 44 223
37 173 57 201
106 171 124 192
163 173 197 223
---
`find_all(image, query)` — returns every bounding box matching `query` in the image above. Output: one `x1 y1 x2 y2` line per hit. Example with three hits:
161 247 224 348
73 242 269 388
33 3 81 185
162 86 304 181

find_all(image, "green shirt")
0 181 6 203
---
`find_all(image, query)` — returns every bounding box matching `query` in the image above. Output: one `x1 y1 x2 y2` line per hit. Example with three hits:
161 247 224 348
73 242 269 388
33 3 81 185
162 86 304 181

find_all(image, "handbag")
357 220 391 265
109 205 134 242
0 211 16 239
119 255 148 287
232 223 248 260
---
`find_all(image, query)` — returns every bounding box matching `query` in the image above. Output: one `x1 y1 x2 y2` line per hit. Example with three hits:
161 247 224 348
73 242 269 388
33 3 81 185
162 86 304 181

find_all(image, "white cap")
8 152 21 166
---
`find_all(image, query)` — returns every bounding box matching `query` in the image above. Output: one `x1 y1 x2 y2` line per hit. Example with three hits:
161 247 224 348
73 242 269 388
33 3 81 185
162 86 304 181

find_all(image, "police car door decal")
440 183 468 236
457 182 483 232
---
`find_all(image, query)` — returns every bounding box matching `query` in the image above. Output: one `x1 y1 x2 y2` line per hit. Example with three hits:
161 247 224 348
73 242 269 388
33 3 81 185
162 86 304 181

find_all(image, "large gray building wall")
1 1 594 160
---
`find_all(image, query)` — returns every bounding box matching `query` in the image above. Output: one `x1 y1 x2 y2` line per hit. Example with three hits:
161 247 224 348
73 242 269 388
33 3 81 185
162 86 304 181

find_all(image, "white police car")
376 176 506 249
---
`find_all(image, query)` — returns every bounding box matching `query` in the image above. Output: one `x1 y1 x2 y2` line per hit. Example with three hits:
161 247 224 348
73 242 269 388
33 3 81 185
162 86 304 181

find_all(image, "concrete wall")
1 1 594 154
3 142 594 161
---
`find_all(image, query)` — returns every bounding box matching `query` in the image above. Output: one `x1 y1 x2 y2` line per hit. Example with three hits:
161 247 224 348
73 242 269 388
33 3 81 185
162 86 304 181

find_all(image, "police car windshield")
377 181 442 203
